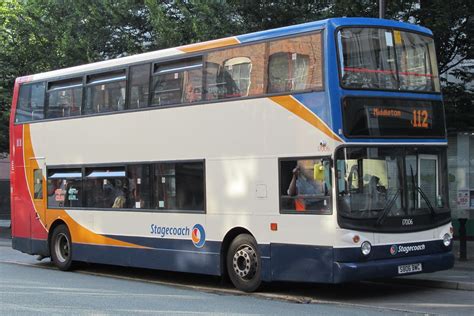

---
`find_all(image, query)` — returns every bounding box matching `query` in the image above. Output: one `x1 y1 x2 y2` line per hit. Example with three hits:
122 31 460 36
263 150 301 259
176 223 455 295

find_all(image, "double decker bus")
10 18 453 292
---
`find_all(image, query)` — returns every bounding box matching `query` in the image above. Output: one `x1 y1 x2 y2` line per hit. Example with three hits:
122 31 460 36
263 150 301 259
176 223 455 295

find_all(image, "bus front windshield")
336 147 450 228
338 27 440 92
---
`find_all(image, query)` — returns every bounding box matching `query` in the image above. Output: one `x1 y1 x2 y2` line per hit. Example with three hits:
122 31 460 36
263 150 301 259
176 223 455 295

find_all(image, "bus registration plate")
398 263 422 274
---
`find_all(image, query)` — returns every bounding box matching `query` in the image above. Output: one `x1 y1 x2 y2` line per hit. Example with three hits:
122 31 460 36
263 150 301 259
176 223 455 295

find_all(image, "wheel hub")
232 245 257 280
55 233 70 263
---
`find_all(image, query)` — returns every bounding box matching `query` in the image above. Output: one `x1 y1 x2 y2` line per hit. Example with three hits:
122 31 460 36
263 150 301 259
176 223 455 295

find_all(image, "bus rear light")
352 235 360 243
270 223 278 231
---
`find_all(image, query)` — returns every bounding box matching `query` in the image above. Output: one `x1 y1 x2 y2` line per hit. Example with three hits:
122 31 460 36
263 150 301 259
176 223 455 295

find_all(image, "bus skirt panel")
12 237 49 257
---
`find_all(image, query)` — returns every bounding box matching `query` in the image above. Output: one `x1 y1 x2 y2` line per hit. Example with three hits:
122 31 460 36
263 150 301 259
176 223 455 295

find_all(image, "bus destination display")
343 97 445 138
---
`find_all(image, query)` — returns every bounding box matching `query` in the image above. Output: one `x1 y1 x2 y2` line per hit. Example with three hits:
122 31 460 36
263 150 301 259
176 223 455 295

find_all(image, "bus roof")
18 17 433 84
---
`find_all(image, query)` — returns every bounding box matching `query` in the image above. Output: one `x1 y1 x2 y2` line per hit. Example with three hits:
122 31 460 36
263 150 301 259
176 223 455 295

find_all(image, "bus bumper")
333 251 454 283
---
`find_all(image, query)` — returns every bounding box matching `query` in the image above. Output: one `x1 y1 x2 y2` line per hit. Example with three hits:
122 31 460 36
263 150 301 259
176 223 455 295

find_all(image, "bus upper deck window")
129 64 151 109
46 79 83 119
85 70 126 115
152 58 203 107
15 82 46 123
205 43 266 100
338 28 440 92
268 33 323 93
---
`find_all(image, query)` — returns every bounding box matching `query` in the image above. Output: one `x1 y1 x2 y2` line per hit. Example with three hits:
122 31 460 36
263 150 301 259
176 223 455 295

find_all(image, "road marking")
0 289 203 299
1 302 259 316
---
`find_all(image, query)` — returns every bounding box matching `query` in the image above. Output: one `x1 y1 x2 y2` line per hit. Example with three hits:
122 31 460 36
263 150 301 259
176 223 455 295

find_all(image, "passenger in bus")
110 180 127 208
287 160 327 211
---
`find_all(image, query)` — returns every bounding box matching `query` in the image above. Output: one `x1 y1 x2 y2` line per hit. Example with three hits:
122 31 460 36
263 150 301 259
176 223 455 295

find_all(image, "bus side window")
280 158 332 214
84 168 126 208
152 58 203 107
34 169 43 199
46 78 83 119
268 33 323 93
205 43 266 100
47 169 83 208
85 70 126 115
129 64 151 109
126 164 151 209
153 162 204 211
15 82 46 123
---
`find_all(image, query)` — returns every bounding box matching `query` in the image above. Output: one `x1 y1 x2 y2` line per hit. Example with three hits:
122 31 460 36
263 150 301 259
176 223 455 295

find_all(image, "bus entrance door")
29 157 47 239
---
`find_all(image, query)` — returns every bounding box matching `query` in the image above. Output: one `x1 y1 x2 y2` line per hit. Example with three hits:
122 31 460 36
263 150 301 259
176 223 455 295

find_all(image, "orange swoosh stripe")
23 124 47 229
47 209 147 248
270 95 343 142
179 37 240 53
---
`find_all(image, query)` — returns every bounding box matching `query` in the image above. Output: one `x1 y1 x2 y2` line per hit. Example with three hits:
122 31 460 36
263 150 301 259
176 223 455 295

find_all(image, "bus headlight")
443 233 452 247
361 241 372 256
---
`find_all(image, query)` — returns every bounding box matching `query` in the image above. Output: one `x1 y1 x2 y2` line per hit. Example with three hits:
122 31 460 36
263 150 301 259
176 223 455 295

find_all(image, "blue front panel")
334 240 451 262
268 240 452 283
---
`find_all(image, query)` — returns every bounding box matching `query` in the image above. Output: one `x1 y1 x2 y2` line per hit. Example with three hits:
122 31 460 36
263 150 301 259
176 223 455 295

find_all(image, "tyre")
50 224 74 271
226 234 262 292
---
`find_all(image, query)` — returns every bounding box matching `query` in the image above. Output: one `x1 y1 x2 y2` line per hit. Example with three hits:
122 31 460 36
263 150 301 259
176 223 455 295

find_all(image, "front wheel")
226 234 262 292
50 224 74 271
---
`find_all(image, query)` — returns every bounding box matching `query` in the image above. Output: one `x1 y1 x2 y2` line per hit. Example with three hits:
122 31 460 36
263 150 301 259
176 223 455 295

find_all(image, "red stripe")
344 67 435 78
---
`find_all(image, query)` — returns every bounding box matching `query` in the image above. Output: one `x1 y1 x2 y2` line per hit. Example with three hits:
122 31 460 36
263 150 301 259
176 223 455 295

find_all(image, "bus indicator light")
270 223 278 231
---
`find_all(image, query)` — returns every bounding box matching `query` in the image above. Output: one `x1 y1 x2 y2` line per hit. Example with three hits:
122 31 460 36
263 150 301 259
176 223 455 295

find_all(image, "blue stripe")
237 20 328 43
73 243 221 276
236 17 432 44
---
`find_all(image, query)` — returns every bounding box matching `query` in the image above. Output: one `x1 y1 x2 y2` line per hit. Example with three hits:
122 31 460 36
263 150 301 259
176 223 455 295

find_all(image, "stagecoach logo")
150 223 206 248
390 244 426 255
191 224 206 248
390 245 398 255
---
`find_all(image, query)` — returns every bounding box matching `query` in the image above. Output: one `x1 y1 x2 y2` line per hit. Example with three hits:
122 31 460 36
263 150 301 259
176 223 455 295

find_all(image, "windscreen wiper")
414 186 437 217
410 166 436 217
376 188 401 226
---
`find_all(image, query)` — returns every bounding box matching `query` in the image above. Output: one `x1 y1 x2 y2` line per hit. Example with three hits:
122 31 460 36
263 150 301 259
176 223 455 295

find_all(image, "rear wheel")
226 234 261 292
50 224 74 271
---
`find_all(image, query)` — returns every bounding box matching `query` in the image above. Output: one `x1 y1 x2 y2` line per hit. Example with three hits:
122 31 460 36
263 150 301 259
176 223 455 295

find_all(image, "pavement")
0 223 472 291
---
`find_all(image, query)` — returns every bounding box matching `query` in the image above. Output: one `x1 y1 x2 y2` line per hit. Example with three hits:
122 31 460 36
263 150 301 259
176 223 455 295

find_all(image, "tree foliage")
0 0 473 153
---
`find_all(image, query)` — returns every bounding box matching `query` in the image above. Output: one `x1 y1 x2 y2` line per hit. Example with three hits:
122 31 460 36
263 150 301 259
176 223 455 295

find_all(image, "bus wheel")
226 234 261 292
50 224 74 271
